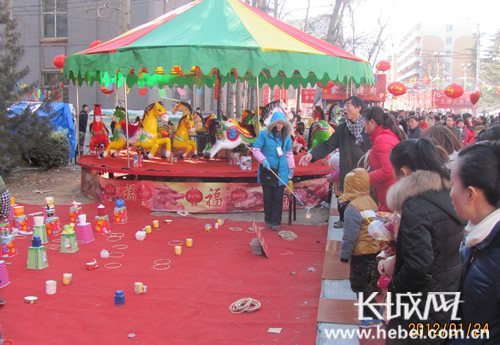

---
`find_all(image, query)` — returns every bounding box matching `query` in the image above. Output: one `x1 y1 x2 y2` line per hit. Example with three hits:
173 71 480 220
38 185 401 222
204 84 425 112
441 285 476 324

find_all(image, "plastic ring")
112 244 128 250
14 235 27 239
106 237 122 242
228 227 244 232
104 262 122 269
45 244 60 250
168 240 183 246
108 252 124 258
52 238 61 243
154 259 171 265
153 264 171 271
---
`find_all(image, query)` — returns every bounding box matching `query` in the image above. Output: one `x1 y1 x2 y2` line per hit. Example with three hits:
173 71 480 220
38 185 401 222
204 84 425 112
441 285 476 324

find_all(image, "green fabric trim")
64 47 374 89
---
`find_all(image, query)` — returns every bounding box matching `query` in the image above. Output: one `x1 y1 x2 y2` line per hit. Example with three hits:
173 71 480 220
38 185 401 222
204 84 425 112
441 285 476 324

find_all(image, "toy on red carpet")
113 199 128 224
27 235 48 269
89 105 109 155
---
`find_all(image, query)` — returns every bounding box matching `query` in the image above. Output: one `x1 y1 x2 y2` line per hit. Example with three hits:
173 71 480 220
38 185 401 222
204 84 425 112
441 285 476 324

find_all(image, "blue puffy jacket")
253 112 293 186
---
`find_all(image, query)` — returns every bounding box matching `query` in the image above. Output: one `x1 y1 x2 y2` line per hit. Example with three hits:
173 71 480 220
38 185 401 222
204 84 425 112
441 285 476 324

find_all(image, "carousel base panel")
78 152 332 214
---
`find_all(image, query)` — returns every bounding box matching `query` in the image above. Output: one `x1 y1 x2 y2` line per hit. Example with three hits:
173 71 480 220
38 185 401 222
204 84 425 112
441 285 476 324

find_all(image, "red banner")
322 74 386 102
301 89 316 104
432 90 477 109
263 86 270 105
82 169 329 213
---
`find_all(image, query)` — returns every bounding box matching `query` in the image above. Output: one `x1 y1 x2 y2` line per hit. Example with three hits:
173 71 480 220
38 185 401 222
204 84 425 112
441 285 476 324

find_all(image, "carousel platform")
77 151 332 178
77 151 332 213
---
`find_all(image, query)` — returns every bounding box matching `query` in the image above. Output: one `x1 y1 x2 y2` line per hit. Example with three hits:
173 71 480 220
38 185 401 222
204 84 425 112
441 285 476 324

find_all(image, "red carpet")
1 202 326 345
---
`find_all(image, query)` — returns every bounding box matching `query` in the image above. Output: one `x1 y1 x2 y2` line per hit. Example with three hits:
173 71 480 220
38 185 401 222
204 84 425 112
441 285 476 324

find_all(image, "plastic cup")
78 214 87 224
62 273 72 285
152 220 159 228
186 238 193 247
174 246 182 255
45 280 57 294
145 225 152 233
33 216 44 226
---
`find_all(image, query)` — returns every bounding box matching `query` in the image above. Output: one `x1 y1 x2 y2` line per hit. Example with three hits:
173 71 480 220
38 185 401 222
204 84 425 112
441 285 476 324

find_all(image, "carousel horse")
172 100 204 131
205 115 257 159
307 120 335 150
89 104 109 154
101 106 140 158
133 101 171 159
292 122 307 154
172 113 197 158
259 99 293 127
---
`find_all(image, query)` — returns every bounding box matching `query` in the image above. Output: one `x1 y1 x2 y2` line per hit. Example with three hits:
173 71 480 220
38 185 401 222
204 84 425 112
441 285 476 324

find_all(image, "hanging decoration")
444 84 464 99
53 55 66 70
89 40 103 49
387 82 407 97
316 81 334 89
101 84 114 95
469 91 480 105
376 60 391 72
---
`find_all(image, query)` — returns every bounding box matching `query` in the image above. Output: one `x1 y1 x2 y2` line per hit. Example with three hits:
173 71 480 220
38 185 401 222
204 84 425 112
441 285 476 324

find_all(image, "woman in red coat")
363 106 407 212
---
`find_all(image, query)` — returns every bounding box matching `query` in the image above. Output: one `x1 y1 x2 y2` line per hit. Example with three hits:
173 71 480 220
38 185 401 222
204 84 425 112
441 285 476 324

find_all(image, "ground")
3 165 330 226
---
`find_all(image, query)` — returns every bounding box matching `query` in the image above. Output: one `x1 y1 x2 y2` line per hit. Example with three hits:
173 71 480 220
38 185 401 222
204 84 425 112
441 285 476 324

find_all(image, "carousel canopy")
64 0 374 89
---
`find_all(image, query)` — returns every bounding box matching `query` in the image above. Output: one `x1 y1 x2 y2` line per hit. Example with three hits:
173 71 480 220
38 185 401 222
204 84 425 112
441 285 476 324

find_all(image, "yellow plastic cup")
174 246 182 255
145 225 152 233
186 238 193 247
152 220 159 228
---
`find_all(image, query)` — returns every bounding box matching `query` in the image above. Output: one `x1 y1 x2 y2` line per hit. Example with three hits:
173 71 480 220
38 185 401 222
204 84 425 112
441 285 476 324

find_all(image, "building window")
42 72 68 103
446 37 452 45
42 0 68 39
446 24 453 32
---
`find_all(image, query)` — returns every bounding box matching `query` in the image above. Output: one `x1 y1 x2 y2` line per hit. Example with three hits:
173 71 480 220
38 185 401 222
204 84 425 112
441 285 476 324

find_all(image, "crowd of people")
299 96 500 343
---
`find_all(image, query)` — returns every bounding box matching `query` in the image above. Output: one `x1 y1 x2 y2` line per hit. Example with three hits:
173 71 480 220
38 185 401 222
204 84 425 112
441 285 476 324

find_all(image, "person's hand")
299 153 313 166
288 168 294 178
262 160 270 170
380 240 396 256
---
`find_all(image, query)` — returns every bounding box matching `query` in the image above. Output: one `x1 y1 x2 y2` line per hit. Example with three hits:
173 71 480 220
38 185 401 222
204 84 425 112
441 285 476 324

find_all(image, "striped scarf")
346 115 365 145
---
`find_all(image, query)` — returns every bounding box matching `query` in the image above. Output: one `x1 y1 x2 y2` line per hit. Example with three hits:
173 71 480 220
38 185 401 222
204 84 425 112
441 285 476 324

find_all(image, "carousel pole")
123 77 130 168
75 83 80 161
216 69 221 121
255 74 260 135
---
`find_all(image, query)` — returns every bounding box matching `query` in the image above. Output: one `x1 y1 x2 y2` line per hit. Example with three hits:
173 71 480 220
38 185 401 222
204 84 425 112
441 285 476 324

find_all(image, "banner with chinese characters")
301 89 316 104
321 74 386 102
432 90 477 109
81 169 329 213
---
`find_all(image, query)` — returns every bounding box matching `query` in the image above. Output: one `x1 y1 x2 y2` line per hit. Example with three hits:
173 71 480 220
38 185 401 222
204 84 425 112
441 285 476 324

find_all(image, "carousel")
64 0 374 214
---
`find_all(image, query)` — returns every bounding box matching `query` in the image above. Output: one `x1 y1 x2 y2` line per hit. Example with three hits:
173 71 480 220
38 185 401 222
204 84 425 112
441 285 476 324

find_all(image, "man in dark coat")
406 115 422 139
299 96 371 227
79 104 89 155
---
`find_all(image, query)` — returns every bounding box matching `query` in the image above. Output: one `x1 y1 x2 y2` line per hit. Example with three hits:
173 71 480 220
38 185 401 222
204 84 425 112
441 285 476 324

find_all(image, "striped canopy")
64 0 374 89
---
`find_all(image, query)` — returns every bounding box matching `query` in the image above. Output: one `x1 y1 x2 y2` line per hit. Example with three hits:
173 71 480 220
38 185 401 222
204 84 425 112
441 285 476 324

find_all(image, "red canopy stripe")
237 0 363 62
78 0 201 54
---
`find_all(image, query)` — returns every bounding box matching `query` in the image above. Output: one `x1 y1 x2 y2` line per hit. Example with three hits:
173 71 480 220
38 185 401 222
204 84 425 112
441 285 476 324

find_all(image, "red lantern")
101 85 114 95
139 87 148 96
230 188 248 202
376 60 391 72
185 188 203 206
89 40 103 48
387 82 406 97
469 91 480 105
53 55 66 69
136 185 152 202
444 84 464 99
316 81 335 89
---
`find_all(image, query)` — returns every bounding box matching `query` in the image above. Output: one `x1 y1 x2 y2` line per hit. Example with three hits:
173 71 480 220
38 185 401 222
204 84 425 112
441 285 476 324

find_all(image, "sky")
280 0 499 59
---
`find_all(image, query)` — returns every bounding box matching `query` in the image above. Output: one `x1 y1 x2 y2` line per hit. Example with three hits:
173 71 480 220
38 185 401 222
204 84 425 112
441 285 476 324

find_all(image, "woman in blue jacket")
449 140 500 344
252 112 294 231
